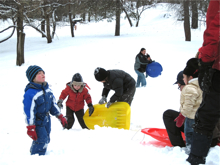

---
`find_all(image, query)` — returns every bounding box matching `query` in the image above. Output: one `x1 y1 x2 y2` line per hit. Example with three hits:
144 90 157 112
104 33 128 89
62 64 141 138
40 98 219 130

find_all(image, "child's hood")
25 82 48 92
66 82 90 93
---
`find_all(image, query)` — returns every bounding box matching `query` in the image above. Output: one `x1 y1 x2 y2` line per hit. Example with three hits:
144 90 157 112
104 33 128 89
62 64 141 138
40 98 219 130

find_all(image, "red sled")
141 128 220 147
141 128 185 147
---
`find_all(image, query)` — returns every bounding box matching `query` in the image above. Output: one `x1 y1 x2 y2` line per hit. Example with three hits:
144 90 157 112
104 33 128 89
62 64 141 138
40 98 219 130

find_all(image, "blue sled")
146 62 163 78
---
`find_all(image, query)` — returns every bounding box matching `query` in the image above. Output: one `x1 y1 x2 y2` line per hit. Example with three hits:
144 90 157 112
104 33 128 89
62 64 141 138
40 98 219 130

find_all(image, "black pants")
194 93 220 136
118 86 136 105
188 71 220 159
66 106 88 129
163 109 185 147
163 109 219 148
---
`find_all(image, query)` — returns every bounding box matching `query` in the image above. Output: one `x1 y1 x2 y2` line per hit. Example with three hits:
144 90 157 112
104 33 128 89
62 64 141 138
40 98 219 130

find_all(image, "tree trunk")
183 0 191 41
16 4 25 66
17 32 25 66
68 2 74 37
122 7 133 27
136 16 140 27
191 1 198 29
82 13 86 21
45 13 52 43
115 0 120 36
41 20 46 38
88 12 91 22
52 10 56 39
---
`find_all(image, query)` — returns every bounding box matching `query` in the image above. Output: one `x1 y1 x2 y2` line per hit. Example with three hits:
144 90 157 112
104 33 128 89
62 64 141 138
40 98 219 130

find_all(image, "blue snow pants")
30 114 51 155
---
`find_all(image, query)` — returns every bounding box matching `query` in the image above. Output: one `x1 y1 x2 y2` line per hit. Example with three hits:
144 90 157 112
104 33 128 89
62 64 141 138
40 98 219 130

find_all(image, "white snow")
0 3 219 165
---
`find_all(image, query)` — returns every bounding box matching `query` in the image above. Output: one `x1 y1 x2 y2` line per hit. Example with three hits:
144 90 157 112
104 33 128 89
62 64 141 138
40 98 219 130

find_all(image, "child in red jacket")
57 73 94 129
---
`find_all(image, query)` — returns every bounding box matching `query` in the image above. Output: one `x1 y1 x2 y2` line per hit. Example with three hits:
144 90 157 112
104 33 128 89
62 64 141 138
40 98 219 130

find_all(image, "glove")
27 125 38 141
198 58 215 93
88 104 94 116
57 114 68 128
57 99 63 109
174 113 185 127
106 101 112 108
99 96 107 104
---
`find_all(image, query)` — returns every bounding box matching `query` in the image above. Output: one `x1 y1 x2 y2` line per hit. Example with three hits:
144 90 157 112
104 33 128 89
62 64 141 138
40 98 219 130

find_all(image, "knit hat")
26 65 44 82
183 58 199 78
94 67 109 81
72 73 83 86
174 71 185 85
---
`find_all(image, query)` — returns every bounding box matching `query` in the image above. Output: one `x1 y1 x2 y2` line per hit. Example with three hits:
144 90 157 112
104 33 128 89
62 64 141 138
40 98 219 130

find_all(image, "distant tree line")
0 0 209 66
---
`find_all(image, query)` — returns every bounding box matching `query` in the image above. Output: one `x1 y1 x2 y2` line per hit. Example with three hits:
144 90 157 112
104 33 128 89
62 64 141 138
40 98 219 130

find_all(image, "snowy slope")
0 3 219 165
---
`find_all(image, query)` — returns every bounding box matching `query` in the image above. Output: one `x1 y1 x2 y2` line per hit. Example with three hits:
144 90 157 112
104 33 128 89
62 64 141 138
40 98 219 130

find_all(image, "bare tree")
191 0 198 29
115 0 121 36
183 0 191 41
0 0 68 65
120 0 133 27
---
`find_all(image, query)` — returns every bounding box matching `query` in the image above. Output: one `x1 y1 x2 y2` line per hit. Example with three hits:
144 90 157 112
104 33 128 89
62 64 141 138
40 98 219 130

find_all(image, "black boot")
186 131 212 165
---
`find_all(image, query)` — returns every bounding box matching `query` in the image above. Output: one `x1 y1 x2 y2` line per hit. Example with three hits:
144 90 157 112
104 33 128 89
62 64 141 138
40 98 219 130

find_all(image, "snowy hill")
0 3 219 165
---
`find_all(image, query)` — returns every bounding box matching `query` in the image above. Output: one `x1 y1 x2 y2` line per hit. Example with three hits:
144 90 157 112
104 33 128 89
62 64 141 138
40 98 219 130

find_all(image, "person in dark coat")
134 48 152 87
94 67 136 108
186 0 220 164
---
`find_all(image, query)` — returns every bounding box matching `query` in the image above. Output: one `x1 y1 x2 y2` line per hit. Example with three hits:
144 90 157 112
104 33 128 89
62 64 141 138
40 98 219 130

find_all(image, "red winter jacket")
59 83 92 111
199 0 220 70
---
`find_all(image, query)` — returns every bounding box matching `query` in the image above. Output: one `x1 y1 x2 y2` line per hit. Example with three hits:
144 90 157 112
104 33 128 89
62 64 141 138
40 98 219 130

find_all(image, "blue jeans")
184 117 195 146
135 70 146 87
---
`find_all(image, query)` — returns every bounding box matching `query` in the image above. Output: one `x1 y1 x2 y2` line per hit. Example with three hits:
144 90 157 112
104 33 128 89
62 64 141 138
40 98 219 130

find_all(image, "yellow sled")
83 102 131 130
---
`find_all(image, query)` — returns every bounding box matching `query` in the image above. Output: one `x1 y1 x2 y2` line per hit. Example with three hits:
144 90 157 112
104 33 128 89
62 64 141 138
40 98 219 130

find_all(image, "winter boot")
186 131 212 165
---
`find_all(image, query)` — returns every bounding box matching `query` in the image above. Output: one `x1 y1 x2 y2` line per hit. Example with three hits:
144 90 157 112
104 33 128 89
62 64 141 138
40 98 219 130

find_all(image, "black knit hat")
94 67 109 81
26 65 44 82
72 73 83 82
174 71 185 85
183 58 199 78
72 73 84 86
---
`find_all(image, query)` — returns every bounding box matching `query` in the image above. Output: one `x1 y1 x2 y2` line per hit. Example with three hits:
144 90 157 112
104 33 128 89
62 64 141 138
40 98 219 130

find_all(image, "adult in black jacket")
134 48 152 87
94 67 136 108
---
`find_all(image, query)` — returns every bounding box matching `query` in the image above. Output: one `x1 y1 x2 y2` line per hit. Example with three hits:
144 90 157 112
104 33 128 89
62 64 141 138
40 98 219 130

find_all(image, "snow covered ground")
0 3 219 165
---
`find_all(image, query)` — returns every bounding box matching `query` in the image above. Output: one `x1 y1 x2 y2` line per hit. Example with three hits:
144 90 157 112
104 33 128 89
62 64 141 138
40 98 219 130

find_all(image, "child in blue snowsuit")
23 65 67 155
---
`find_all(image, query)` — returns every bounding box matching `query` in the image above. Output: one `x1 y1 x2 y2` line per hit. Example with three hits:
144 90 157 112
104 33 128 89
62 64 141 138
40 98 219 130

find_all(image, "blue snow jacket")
23 82 61 126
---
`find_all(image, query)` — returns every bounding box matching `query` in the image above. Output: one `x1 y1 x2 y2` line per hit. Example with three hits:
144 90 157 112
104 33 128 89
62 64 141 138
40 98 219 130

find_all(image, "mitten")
99 96 107 104
27 125 38 141
88 104 94 116
174 113 185 127
106 101 112 108
57 99 63 109
57 114 68 128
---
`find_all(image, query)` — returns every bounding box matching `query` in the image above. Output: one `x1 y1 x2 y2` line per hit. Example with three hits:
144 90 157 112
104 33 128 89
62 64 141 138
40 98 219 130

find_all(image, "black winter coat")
134 53 152 73
102 70 136 103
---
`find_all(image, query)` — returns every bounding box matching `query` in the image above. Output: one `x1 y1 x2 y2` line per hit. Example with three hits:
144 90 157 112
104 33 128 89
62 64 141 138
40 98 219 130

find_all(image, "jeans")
135 70 146 87
184 118 195 146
